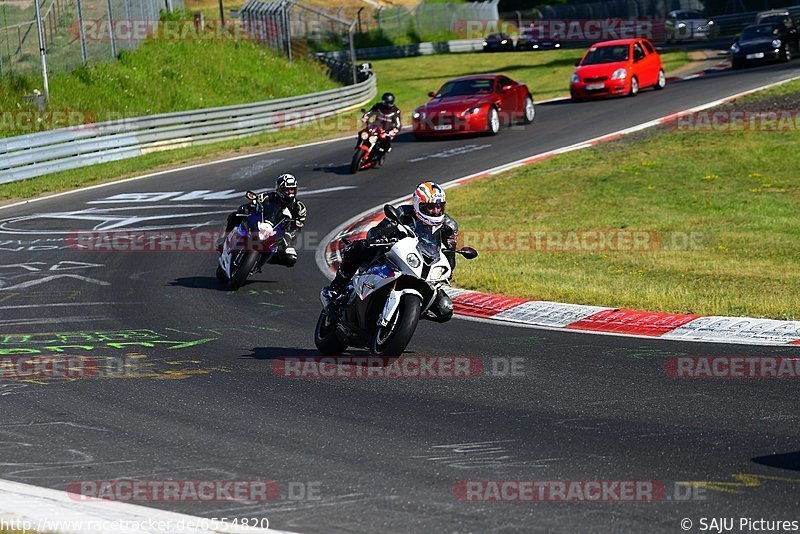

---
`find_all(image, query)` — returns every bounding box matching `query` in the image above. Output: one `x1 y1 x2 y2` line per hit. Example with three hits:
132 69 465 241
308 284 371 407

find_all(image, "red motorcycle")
351 121 389 174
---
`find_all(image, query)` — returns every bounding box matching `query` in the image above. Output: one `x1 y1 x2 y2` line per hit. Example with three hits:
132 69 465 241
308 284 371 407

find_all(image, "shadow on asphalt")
242 347 373 360
752 451 800 472
169 276 279 291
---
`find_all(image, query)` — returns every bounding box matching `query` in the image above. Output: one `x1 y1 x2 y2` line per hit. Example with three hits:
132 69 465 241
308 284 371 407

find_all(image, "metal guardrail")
709 5 800 36
0 72 377 185
322 38 485 61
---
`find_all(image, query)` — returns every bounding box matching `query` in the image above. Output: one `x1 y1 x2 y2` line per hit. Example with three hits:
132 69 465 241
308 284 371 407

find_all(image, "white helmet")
412 181 446 226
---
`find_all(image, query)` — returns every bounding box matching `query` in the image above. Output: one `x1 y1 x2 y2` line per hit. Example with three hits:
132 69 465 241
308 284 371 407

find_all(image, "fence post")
349 19 357 85
123 0 132 48
283 1 292 62
106 0 117 58
77 0 88 61
34 0 50 102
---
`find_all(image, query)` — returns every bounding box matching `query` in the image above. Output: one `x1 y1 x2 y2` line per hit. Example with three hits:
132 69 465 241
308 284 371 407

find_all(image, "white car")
664 10 715 42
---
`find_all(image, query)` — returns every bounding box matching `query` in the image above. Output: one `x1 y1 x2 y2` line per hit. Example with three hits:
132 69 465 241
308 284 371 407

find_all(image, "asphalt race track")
1 62 800 533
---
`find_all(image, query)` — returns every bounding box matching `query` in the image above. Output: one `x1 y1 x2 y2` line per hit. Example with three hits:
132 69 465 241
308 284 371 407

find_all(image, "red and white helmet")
412 181 446 226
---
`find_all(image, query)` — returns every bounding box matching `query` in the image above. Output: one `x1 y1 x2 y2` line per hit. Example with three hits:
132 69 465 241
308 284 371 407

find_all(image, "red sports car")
412 74 535 138
570 38 666 100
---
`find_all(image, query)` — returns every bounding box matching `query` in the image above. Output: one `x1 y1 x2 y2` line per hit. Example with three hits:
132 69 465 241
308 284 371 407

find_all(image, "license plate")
746 53 764 59
434 125 453 131
586 83 605 90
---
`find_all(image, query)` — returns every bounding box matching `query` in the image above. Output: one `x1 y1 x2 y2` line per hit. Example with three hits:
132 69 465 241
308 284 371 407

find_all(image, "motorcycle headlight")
731 43 740 54
772 39 782 48
360 131 369 140
461 106 481 117
406 253 421 269
368 135 378 144
571 73 580 84
611 68 627 80
430 266 448 281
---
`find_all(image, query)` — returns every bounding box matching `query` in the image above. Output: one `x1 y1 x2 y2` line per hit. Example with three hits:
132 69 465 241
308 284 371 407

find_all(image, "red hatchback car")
412 74 535 138
570 38 666 100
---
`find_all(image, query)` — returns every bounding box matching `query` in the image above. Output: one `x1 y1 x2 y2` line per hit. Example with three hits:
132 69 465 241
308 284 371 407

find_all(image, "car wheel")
655 69 666 90
522 95 535 124
629 76 639 97
487 106 500 135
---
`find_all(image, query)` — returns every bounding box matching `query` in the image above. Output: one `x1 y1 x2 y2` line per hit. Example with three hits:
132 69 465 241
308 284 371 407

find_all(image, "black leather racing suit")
224 193 307 267
361 103 401 151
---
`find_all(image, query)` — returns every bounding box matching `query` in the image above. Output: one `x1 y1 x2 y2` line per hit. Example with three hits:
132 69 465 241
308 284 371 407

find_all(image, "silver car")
664 10 715 42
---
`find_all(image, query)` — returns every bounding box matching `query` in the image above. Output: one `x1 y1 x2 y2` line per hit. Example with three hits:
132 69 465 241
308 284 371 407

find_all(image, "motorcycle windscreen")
414 221 442 264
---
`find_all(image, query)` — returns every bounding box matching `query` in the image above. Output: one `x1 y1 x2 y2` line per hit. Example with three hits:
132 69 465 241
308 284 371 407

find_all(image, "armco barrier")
322 39 485 61
0 72 377 185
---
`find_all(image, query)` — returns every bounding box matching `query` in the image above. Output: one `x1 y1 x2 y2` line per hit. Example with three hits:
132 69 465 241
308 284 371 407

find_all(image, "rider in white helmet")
324 181 458 315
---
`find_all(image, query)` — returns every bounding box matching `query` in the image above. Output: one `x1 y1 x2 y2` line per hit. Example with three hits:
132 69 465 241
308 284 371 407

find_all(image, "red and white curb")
0 479 295 533
316 73 800 347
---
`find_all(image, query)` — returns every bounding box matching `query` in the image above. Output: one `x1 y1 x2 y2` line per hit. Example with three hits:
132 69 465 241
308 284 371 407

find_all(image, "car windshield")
757 15 786 25
676 11 704 20
741 25 778 40
581 45 629 65
436 79 495 97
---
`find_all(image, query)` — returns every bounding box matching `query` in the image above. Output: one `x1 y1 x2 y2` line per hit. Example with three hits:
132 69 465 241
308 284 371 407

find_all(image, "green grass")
371 49 691 113
0 35 338 137
0 48 691 203
447 96 800 319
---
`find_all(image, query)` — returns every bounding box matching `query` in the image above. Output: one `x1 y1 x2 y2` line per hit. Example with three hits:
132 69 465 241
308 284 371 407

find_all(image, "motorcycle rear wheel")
315 310 348 355
370 294 422 357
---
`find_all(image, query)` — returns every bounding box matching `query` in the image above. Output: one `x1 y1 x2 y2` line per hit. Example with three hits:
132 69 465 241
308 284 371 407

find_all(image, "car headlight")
678 22 686 29
571 73 579 84
501 39 508 44
555 43 561 47
482 41 488 46
611 68 627 80
429 266 449 281
532 44 539 49
406 253 421 268
772 39 782 48
731 43 740 53
413 111 426 120
360 131 369 140
461 106 481 117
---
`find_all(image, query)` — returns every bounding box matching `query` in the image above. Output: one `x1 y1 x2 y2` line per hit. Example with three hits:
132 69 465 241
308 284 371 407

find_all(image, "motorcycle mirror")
458 247 478 259
384 204 402 223
246 191 257 200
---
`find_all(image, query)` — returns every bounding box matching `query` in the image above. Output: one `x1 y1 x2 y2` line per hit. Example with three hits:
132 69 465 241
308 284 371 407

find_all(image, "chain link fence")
0 0 183 78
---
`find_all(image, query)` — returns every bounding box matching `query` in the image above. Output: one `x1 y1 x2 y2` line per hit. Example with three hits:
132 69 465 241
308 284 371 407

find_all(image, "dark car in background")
664 10 715 42
731 22 798 68
483 33 515 52
516 26 561 51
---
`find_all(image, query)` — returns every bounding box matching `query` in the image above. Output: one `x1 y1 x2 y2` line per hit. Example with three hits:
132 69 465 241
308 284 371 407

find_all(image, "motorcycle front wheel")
350 148 367 174
315 309 348 355
228 250 259 290
370 294 422 357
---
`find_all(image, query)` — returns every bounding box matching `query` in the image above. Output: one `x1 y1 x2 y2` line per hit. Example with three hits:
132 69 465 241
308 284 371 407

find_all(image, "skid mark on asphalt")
409 144 491 163
413 440 562 469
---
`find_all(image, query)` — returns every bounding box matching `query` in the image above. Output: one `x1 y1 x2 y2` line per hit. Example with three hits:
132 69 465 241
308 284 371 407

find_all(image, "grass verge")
0 49 691 203
0 36 338 137
447 79 800 319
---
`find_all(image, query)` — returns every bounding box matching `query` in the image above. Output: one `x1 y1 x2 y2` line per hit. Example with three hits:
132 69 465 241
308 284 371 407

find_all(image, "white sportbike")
316 204 478 357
